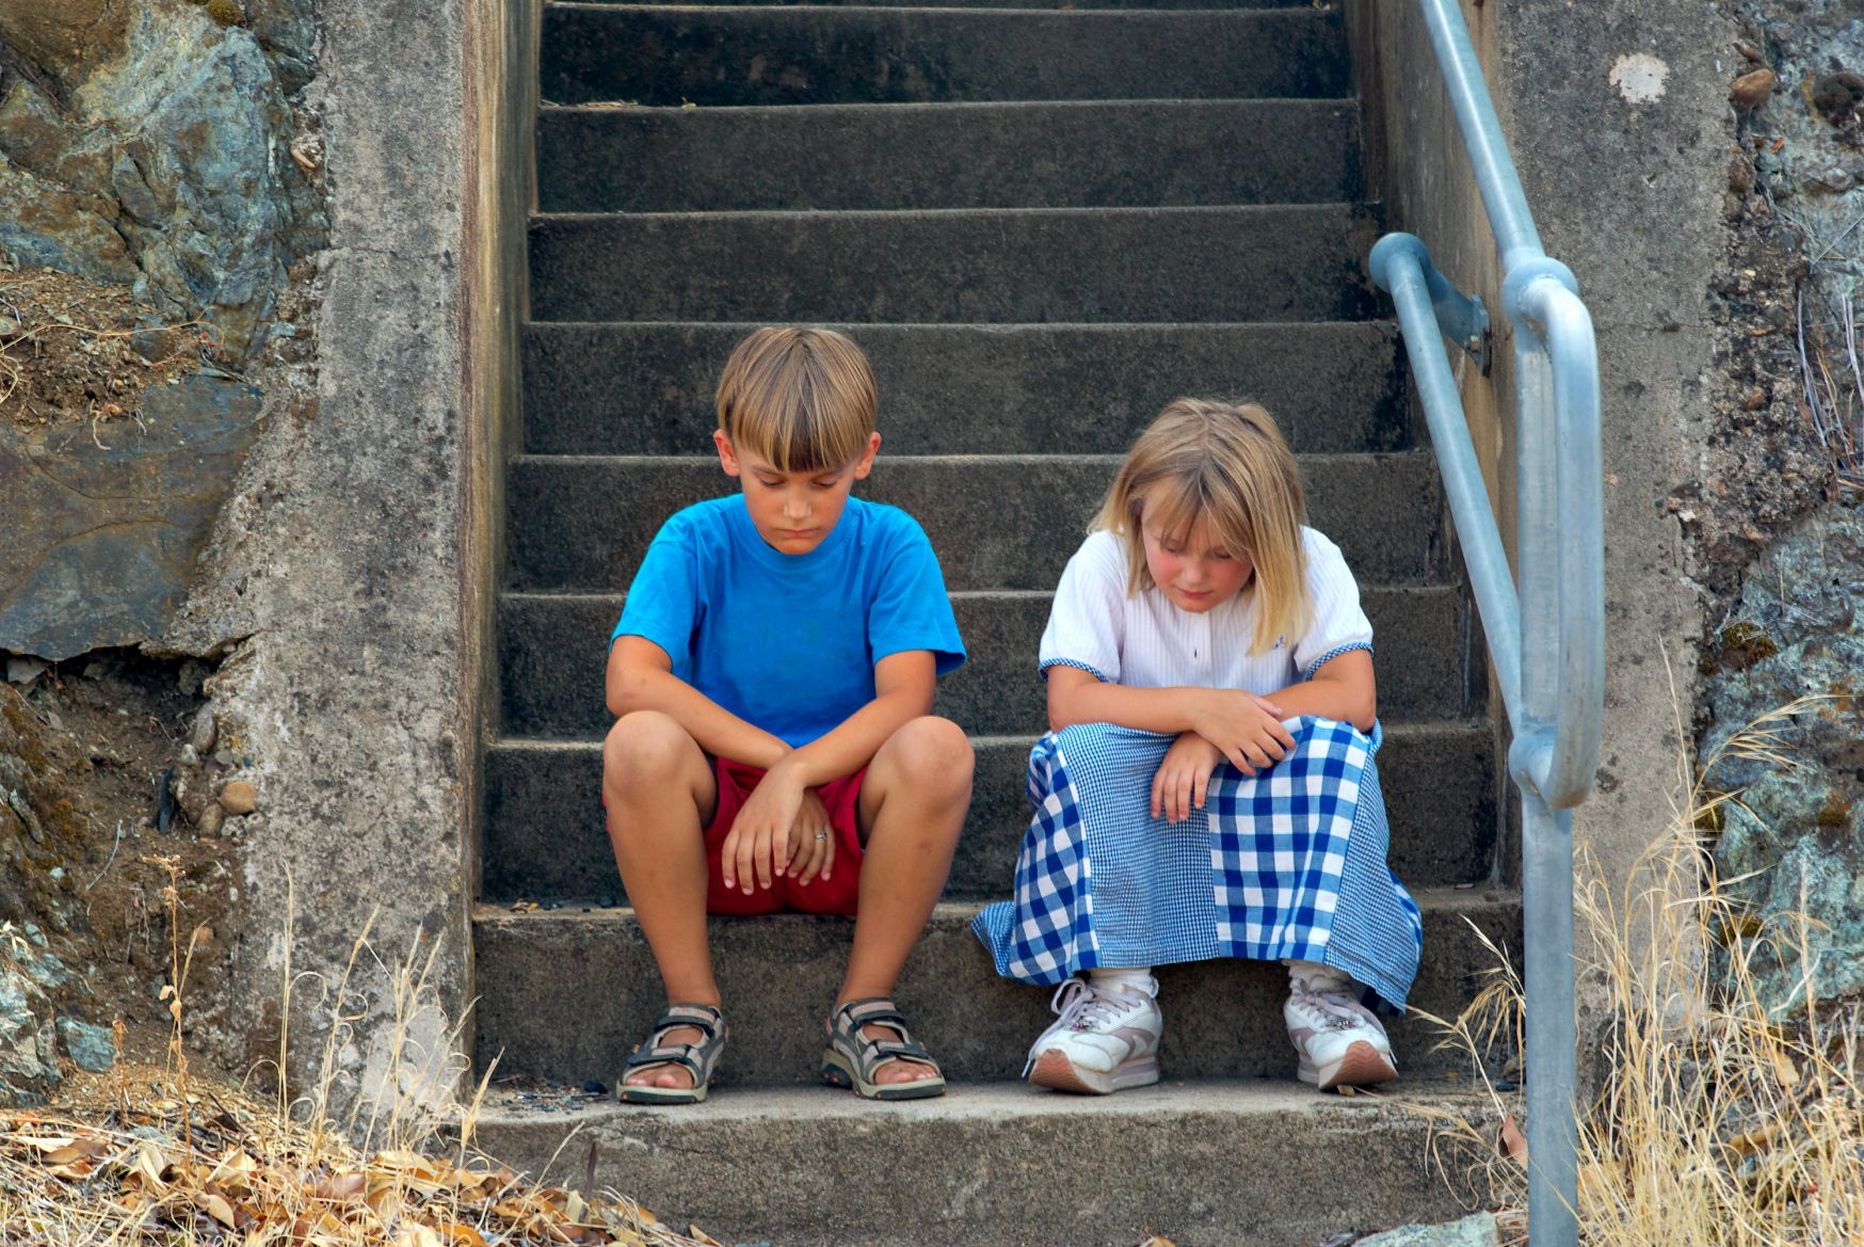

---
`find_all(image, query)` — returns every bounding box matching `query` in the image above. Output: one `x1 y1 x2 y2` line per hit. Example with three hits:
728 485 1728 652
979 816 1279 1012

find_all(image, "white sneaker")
1024 976 1163 1095
1284 974 1398 1091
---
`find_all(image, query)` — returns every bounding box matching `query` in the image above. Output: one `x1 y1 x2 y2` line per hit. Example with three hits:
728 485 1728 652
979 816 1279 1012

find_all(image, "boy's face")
1139 501 1255 614
714 429 882 556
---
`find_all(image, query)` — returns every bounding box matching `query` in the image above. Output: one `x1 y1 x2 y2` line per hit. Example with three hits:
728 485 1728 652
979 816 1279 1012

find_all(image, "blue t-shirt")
612 495 967 747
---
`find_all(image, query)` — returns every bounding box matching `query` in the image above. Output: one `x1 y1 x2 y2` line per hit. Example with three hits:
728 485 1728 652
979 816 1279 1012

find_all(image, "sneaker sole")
1298 1040 1398 1091
1029 1050 1160 1095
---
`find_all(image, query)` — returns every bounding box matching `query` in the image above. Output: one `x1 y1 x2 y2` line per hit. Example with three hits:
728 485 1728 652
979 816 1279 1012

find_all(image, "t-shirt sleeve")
1291 528 1375 679
611 516 701 674
1038 532 1127 684
869 516 967 676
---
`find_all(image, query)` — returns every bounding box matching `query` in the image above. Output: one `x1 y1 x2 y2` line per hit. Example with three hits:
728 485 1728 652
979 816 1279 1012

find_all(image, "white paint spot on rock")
1610 54 1669 104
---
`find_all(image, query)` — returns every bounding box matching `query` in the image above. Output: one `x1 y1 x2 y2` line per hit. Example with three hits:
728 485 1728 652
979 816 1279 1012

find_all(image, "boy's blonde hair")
715 327 878 473
1095 398 1310 655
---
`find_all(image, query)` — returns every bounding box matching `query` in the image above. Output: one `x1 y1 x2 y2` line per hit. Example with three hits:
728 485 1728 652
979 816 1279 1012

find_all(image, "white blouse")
1038 527 1374 694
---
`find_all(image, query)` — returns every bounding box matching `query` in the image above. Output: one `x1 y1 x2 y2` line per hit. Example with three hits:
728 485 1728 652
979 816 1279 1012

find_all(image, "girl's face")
1139 503 1254 614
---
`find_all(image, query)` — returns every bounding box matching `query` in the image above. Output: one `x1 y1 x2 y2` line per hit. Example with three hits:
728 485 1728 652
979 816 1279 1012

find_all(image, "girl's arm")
1048 665 1229 734
607 636 792 767
1263 648 1377 733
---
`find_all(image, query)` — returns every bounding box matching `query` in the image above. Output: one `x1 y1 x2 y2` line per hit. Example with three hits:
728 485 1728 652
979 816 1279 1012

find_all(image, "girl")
972 399 1423 1094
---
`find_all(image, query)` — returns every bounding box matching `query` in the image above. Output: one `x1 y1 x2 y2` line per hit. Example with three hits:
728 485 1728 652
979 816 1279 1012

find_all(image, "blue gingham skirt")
971 717 1424 1009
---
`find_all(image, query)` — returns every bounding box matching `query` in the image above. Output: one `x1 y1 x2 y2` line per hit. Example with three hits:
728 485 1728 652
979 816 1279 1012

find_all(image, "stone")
4 657 47 686
1730 68 1777 108
189 704 217 754
0 374 261 661
196 802 225 837
217 779 257 815
56 1017 116 1073
1355 1213 1500 1247
0 956 61 1106
1701 505 1864 1013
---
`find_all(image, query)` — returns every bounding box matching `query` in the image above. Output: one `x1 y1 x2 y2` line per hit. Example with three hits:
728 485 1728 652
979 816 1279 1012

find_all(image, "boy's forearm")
613 664 791 768
778 685 933 788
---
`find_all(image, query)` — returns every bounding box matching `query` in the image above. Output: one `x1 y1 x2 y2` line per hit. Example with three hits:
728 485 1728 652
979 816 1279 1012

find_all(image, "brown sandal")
618 1003 728 1105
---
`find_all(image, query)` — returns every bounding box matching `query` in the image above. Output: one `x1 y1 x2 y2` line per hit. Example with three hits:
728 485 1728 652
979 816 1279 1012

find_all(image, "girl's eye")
1212 551 1232 561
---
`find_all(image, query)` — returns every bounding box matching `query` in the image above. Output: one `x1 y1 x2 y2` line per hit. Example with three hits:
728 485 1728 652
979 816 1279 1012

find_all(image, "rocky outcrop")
1700 505 1864 1012
0 0 324 358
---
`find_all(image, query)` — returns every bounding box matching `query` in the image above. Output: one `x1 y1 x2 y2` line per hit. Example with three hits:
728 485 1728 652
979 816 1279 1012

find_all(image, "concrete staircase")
473 2 1516 1242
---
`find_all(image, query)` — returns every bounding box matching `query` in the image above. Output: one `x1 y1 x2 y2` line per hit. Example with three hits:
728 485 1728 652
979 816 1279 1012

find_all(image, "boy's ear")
850 431 882 481
713 430 742 477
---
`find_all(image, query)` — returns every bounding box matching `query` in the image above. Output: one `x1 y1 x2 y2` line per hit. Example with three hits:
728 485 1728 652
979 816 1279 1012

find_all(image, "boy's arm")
607 636 792 768
769 649 938 788
1263 648 1377 733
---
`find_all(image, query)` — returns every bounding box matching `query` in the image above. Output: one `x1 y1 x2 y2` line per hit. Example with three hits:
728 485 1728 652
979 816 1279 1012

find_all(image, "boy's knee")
886 716 974 794
603 710 700 792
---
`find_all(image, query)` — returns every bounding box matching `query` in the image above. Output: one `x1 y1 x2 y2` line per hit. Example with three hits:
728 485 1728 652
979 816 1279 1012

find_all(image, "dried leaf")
194 1189 238 1227
1500 1113 1529 1166
5 1134 77 1151
314 1170 368 1201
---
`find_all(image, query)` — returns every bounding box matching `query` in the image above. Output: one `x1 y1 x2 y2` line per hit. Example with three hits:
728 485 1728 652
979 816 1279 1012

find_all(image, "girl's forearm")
1264 676 1375 732
1049 679 1210 734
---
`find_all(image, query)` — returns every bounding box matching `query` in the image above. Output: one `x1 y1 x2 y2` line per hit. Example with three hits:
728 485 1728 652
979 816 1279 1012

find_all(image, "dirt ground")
2 656 240 1074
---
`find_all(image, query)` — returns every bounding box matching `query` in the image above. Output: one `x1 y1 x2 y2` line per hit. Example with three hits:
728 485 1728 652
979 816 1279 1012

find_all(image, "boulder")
1700 504 1864 1012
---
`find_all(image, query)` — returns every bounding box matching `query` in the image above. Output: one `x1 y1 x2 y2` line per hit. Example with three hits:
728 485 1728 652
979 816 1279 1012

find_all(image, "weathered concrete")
481 723 1498 903
542 6 1348 106
505 453 1445 592
522 321 1411 456
472 893 1520 1086
154 0 534 1108
496 586 1479 739
469 1081 1502 1247
531 204 1381 324
539 99 1361 212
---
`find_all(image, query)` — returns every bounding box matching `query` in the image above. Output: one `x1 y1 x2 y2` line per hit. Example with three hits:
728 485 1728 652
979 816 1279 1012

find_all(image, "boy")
603 327 972 1104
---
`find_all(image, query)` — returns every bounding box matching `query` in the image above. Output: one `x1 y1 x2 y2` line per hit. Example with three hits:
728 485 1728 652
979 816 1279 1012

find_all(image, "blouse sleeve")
1038 531 1129 684
1290 528 1375 679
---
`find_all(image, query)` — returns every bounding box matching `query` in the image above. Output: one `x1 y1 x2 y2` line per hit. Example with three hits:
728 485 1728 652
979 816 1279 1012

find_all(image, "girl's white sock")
1088 966 1158 996
1284 959 1353 994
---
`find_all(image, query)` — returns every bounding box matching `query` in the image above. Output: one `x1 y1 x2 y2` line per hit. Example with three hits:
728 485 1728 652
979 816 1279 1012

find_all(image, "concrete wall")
1344 0 1728 998
163 0 531 1112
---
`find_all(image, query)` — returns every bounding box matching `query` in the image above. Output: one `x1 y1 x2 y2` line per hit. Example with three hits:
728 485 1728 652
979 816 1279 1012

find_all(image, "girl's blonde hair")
1094 398 1310 655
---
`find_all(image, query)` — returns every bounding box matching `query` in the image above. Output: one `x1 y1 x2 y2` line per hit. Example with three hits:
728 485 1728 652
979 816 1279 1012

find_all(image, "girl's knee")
604 710 701 791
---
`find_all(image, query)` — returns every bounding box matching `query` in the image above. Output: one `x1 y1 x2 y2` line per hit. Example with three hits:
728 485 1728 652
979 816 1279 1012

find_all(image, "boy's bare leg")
604 710 720 1091
845 715 973 1085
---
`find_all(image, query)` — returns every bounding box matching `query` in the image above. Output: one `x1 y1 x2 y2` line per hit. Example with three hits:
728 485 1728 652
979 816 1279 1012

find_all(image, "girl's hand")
722 764 807 893
1190 690 1297 777
1151 732 1226 823
786 789 836 885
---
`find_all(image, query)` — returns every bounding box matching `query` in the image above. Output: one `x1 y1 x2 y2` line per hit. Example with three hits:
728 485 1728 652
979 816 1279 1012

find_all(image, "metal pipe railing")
1366 3 1605 1245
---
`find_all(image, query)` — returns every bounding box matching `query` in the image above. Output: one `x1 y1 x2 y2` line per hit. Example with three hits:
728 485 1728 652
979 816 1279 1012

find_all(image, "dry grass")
1413 694 1864 1245
0 873 721 1247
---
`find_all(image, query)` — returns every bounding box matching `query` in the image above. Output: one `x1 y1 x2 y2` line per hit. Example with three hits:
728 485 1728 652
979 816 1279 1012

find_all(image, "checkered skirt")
971 717 1424 1009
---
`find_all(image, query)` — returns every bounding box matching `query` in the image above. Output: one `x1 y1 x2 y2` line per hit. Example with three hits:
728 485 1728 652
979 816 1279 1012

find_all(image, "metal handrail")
1365 2 1604 1245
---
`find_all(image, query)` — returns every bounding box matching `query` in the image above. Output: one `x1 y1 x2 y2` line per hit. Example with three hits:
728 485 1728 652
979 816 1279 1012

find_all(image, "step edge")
538 96 1360 117
531 201 1370 225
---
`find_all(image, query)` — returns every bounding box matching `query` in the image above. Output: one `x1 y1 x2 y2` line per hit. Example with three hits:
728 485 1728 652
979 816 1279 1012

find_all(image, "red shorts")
703 758 866 916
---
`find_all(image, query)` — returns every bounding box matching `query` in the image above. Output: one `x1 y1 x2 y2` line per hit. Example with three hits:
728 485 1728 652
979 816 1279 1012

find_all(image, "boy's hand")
1189 690 1296 777
1150 732 1226 823
722 765 807 894
786 789 835 886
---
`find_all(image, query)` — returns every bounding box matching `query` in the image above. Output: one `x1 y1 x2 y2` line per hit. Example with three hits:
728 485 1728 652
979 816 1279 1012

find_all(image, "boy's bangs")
748 400 866 474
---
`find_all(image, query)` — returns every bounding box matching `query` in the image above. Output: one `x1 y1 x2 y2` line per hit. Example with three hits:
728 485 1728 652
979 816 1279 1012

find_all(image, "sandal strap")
624 1003 728 1083
827 997 942 1081
832 996 908 1037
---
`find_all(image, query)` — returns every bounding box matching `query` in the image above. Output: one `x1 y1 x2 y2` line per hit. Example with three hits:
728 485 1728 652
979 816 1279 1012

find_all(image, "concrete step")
497 585 1479 738
471 890 1520 1086
482 722 1498 903
556 0 1322 9
528 204 1381 323
523 321 1408 456
538 99 1360 212
504 452 1442 593
541 6 1348 106
468 1079 1500 1247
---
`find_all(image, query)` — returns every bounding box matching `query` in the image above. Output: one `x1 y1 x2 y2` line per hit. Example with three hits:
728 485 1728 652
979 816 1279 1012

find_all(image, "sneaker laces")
1022 976 1156 1075
1289 980 1366 1033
